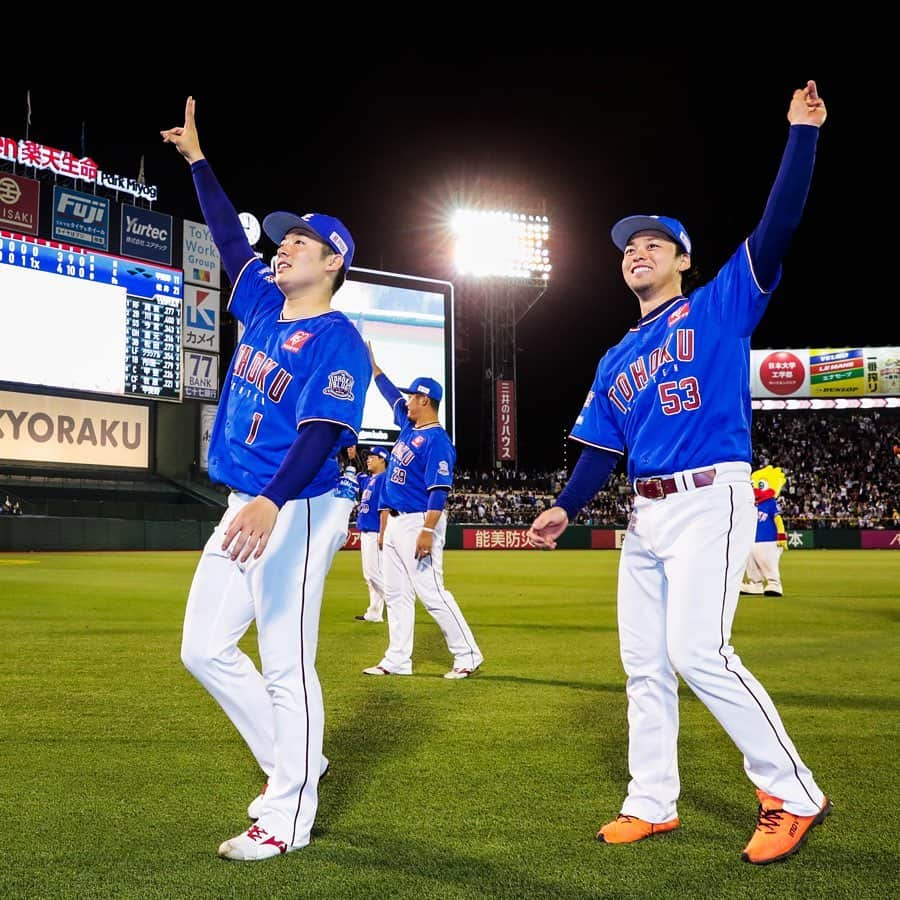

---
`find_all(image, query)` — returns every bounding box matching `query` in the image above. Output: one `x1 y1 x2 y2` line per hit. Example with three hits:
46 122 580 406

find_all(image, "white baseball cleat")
248 759 330 820
444 666 481 680
363 665 411 675
217 823 294 861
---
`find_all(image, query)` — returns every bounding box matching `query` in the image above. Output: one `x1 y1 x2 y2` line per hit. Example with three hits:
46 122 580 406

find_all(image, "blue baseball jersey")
572 241 778 480
207 258 372 498
381 399 455 512
356 471 385 532
755 496 780 542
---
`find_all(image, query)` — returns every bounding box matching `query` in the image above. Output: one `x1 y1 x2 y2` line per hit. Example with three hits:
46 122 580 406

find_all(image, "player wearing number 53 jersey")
363 351 483 679
162 97 371 862
529 82 830 865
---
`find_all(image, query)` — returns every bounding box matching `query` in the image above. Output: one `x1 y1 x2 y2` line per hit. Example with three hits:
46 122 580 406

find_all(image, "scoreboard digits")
1 231 183 401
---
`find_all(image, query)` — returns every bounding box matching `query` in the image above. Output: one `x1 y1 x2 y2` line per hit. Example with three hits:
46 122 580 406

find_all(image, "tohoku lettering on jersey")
381 422 455 513
572 242 775 480
207 258 371 499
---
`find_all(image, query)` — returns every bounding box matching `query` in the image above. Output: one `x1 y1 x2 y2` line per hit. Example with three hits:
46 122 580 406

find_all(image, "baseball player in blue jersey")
162 98 371 861
528 82 829 865
354 446 390 622
363 348 483 678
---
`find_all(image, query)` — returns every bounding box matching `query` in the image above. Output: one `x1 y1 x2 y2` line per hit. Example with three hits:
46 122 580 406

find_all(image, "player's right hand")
222 495 279 562
160 96 205 164
527 506 569 550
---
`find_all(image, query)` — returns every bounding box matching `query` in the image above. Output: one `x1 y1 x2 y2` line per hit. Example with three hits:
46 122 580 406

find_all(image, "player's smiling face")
274 227 340 292
621 230 689 298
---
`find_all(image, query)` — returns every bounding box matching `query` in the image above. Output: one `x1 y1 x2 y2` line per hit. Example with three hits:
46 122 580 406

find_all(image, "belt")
388 508 401 517
634 468 716 500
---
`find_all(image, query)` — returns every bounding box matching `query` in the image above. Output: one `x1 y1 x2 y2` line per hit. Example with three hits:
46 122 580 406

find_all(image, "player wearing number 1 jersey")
528 82 830 865
162 97 371 862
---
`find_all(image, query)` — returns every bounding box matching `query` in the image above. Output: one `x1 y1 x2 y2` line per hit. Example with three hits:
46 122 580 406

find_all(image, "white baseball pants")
745 541 783 592
181 490 353 849
359 530 386 621
616 463 824 821
377 511 483 674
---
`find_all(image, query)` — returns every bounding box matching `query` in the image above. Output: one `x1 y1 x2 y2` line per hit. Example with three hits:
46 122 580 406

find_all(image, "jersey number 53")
658 377 701 416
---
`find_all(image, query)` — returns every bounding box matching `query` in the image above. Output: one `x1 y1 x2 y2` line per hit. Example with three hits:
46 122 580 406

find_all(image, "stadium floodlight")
452 209 551 284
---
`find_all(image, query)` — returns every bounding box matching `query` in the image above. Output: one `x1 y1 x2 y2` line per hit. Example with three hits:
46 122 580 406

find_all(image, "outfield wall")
0 516 216 551
1 519 898 552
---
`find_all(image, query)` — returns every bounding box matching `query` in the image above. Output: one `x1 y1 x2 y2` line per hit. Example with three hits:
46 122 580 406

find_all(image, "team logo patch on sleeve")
438 460 450 476
323 370 355 400
411 435 425 447
282 330 313 353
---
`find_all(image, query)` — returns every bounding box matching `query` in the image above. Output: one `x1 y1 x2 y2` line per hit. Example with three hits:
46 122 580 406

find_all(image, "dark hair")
428 397 440 413
680 255 702 294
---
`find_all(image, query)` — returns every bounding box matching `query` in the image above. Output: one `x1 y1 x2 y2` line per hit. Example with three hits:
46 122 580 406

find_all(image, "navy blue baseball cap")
611 215 692 254
263 211 355 271
368 446 390 462
400 376 443 404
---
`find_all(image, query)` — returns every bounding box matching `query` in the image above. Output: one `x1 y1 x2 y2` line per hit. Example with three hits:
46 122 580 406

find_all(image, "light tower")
452 203 551 470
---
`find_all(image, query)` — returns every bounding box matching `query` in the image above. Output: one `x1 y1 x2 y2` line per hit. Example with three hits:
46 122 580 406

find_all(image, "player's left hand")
777 536 788 550
788 80 827 127
527 507 569 550
415 529 434 560
160 96 205 164
223 496 279 562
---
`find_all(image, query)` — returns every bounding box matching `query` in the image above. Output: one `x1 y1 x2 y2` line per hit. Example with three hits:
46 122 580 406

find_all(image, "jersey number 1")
245 412 263 444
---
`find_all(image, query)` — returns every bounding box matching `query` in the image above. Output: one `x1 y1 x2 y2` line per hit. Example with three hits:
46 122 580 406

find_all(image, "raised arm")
748 81 827 290
368 341 407 428
161 96 254 281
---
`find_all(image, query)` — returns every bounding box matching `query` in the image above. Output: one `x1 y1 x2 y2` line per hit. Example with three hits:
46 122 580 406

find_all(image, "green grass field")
1 549 898 899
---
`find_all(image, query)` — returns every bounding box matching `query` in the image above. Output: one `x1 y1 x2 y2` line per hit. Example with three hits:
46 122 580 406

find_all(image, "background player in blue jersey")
528 82 829 865
354 446 390 622
162 97 371 861
363 348 483 678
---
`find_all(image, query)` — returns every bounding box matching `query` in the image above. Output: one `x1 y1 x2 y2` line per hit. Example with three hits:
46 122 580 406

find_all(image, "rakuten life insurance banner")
0 391 149 468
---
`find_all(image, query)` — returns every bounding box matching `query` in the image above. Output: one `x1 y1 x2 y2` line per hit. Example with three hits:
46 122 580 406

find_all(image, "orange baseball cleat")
741 789 832 864
596 814 680 844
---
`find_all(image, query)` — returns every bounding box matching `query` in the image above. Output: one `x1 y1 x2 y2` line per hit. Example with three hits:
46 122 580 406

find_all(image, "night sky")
3 56 876 469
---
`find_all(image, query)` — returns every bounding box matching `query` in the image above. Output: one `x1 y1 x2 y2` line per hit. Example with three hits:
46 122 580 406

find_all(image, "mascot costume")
741 465 787 597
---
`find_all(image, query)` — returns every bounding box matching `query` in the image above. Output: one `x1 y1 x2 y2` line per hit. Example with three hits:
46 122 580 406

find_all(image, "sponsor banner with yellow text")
751 347 900 398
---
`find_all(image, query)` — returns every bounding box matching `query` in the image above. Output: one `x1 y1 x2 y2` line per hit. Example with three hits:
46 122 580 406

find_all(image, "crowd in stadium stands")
4 413 897 530
445 412 900 530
